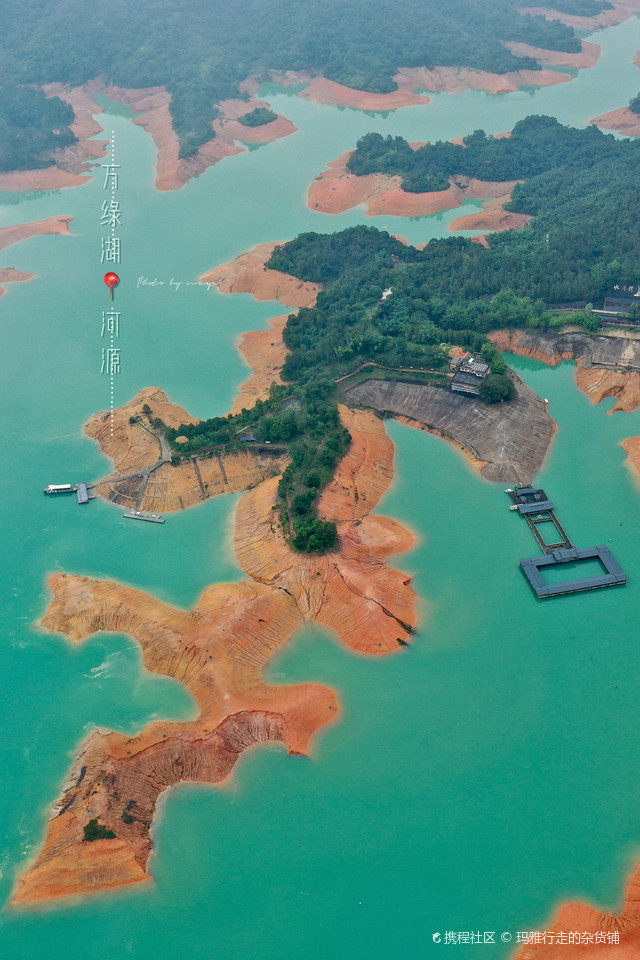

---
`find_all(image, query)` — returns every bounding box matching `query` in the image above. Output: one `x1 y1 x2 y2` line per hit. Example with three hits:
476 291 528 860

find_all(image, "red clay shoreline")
489 321 640 960
11 243 418 906
297 48 592 112
308 149 531 231
519 0 640 30
0 216 73 294
590 51 640 135
0 80 298 194
488 328 640 414
7 14 640 922
0 27 610 197
12 241 640 933
512 859 640 959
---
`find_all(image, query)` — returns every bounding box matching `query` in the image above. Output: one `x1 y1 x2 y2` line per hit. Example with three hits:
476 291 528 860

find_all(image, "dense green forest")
347 115 621 192
0 0 593 165
237 108 277 127
629 91 640 114
166 113 640 552
0 85 75 172
165 223 527 552
164 382 350 553
548 0 612 12
267 227 544 384
342 117 640 303
271 119 640 354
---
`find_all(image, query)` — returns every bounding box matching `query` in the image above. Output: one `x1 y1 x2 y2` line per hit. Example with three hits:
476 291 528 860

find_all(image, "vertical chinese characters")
100 137 122 434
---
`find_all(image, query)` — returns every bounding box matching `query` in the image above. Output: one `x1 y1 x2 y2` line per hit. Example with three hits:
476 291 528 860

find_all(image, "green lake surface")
2 19 640 959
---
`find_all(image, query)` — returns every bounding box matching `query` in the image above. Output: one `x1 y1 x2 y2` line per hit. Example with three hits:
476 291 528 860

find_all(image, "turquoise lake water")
2 19 640 959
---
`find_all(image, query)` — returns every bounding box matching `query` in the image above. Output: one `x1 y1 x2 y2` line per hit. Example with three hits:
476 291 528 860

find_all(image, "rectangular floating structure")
520 546 627 598
123 511 165 524
508 485 627 598
507 485 573 553
76 482 89 504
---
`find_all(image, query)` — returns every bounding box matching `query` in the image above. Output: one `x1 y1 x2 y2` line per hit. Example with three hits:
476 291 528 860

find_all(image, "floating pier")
75 482 96 504
506 486 627 598
44 482 163 524
44 482 95 503
123 511 165 524
507 486 573 553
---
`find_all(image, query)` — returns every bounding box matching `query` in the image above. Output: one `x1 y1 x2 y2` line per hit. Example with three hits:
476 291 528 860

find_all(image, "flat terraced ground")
344 376 554 483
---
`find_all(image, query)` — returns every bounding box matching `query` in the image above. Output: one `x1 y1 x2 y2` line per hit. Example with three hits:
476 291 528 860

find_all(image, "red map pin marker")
104 272 119 300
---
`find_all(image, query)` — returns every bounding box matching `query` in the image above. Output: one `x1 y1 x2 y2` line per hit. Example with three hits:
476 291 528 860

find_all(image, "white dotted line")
110 131 115 436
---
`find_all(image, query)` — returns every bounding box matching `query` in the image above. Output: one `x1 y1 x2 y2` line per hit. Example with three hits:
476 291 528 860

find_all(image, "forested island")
347 115 623 192
550 0 612 10
237 107 278 127
0 85 75 172
0 0 605 167
346 116 640 303
164 114 640 552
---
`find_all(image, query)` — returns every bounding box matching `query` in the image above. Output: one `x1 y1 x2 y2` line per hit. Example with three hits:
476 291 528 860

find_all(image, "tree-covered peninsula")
164 113 640 553
237 108 277 128
548 0 612 12
0 85 75 172
346 116 640 303
0 0 598 166
629 91 640 114
347 115 621 192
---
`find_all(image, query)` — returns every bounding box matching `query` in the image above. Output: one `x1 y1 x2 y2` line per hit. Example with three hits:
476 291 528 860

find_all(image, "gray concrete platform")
520 546 627 598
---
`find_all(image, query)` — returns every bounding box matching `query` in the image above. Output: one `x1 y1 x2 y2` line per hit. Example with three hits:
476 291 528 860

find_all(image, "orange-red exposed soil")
0 81 296 194
0 268 34 297
488 330 640 414
86 386 196 477
310 150 526 230
12 575 332 905
220 113 298 145
85 386 289 513
200 241 321 307
590 105 640 137
487 329 575 366
394 64 570 95
622 435 640 487
14 398 416 904
519 0 640 29
449 198 532 233
204 243 320 412
575 362 640 414
512 859 640 959
0 215 73 293
232 314 290 414
263 60 577 109
0 81 106 191
503 39 600 69
101 85 297 190
13 251 418 903
299 76 430 109
234 405 417 656
0 215 73 253
0 167 91 192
